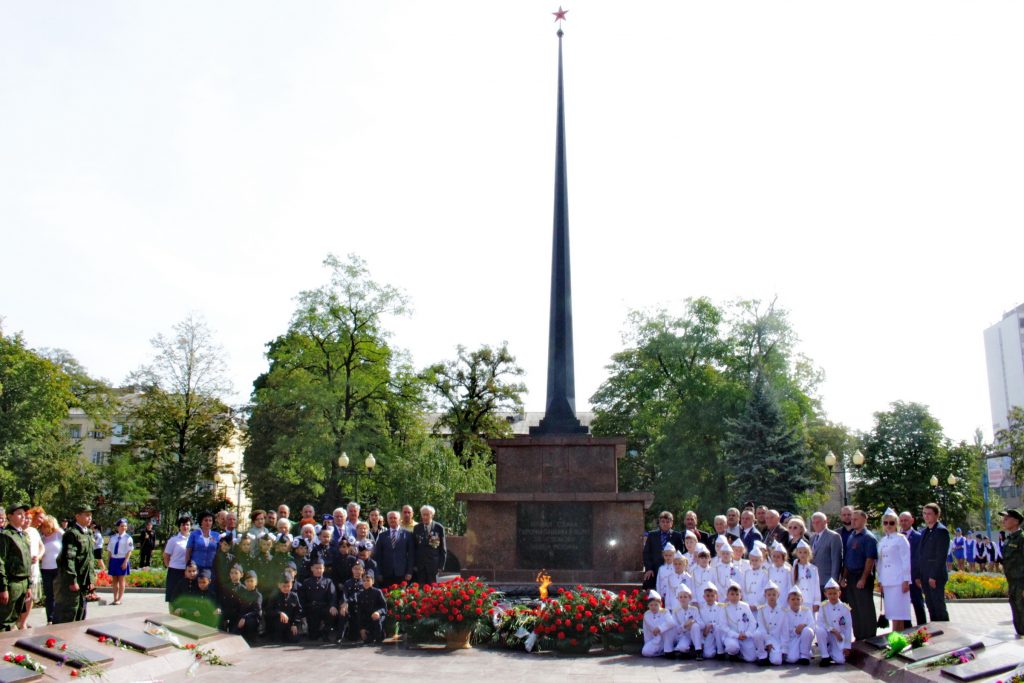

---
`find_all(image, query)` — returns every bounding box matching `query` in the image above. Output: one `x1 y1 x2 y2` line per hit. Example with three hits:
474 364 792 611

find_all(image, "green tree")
997 406 1024 484
125 315 235 528
426 342 526 465
244 254 423 513
591 298 823 522
0 328 104 510
852 401 980 526
722 371 814 512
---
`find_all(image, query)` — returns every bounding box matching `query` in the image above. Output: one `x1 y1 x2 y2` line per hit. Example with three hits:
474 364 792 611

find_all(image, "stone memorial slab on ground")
86 624 175 653
864 626 946 649
941 642 1024 681
14 634 113 669
144 614 220 641
897 635 982 662
0 663 43 683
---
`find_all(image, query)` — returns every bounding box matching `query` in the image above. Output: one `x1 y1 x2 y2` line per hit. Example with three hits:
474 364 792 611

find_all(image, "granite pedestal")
456 435 653 585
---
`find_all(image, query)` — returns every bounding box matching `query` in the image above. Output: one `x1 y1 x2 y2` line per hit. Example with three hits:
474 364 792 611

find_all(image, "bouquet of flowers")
883 631 911 659
531 586 645 654
908 627 931 648
2 652 45 674
926 647 975 669
386 577 498 642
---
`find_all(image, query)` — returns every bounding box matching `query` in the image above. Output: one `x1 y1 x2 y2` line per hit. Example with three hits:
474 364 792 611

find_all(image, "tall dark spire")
531 25 588 436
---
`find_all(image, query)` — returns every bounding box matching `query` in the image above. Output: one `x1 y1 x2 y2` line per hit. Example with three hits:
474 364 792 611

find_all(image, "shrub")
945 572 1007 599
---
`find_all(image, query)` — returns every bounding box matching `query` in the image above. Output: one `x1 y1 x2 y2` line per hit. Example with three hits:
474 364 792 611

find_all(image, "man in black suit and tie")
413 504 446 585
642 511 685 589
738 509 763 552
914 502 950 621
899 510 927 626
372 511 415 588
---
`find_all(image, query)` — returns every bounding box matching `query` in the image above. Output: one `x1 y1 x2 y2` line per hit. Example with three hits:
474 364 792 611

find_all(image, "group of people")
638 502 962 664
0 501 100 631
950 527 1005 572
160 501 447 644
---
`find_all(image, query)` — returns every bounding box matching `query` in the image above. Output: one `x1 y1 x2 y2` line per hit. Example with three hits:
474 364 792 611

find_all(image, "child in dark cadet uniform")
355 570 388 644
219 564 244 632
235 570 263 638
300 557 338 641
265 574 304 643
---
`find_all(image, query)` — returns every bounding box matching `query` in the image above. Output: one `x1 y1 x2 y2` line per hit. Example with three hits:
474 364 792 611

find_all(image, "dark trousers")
847 579 877 641
1010 580 1024 635
909 581 928 626
140 547 154 567
306 604 335 639
268 618 300 643
52 577 87 624
41 568 58 623
922 578 949 622
359 618 384 643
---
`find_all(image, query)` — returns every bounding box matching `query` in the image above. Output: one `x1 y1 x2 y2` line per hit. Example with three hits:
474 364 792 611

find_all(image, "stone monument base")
456 435 653 585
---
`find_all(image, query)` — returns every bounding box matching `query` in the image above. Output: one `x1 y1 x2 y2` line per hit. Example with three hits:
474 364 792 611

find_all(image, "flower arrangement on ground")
908 626 931 648
386 576 498 643
883 631 910 658
3 652 46 673
926 647 975 669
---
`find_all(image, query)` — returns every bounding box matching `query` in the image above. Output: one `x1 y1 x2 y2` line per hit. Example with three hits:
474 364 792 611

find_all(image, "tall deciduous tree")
997 406 1024 485
426 343 526 465
722 371 814 513
125 315 235 527
245 254 424 512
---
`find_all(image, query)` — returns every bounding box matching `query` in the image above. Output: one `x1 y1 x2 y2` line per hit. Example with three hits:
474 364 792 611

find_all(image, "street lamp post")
825 449 865 507
930 473 958 518
337 451 377 504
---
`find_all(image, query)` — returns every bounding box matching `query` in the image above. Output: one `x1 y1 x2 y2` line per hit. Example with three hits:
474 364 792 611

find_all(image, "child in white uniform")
782 585 815 664
814 578 853 666
792 539 821 610
755 581 786 666
722 581 761 662
697 581 725 660
743 546 770 611
691 545 714 593
642 590 677 657
767 542 792 597
671 583 703 657
659 552 691 611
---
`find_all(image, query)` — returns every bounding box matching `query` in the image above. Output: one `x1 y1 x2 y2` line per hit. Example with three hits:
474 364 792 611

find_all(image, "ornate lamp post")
825 449 865 507
930 473 958 516
338 451 377 505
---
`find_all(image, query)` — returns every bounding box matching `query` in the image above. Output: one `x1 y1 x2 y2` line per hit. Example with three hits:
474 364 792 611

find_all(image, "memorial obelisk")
456 9 652 586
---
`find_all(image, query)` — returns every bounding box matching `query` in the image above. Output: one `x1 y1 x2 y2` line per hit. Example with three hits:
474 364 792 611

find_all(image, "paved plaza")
19 592 1016 683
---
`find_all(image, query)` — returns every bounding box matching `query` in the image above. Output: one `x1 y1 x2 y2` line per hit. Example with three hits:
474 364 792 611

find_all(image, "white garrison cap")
677 583 693 596
674 551 685 560
663 543 677 553
796 539 811 551
771 542 787 554
648 589 663 602
788 585 804 597
696 543 710 555
685 530 698 540
728 580 742 591
883 507 897 518
765 581 780 592
732 538 745 549
716 535 731 549
749 546 763 559
702 581 719 593
824 577 841 590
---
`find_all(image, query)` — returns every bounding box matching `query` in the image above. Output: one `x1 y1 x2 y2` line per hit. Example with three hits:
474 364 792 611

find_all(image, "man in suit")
738 509 763 553
810 512 843 596
53 502 96 624
412 504 446 585
642 511 685 589
914 502 950 622
899 511 927 626
372 510 415 588
763 509 787 548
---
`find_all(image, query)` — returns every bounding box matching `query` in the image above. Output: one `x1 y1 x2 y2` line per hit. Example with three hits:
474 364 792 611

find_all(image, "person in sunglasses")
877 508 912 633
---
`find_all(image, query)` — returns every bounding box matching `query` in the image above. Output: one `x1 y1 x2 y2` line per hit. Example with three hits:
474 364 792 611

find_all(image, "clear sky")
2 2 1023 444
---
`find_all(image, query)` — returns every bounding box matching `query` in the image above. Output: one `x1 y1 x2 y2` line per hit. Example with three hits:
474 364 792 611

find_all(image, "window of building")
69 424 82 439
91 451 109 465
88 430 105 439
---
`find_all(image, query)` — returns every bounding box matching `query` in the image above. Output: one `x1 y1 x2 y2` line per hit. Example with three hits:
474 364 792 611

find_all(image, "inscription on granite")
516 502 592 569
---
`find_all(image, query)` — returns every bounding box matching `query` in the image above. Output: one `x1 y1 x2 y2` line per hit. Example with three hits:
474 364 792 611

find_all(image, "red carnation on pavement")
45 638 57 648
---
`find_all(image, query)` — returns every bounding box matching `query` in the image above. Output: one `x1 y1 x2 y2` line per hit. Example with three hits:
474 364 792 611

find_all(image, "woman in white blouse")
107 518 135 605
39 515 64 624
162 516 192 612
877 508 913 632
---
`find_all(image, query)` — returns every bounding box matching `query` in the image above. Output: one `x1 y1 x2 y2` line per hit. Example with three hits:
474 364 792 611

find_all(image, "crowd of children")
643 537 853 666
168 526 390 645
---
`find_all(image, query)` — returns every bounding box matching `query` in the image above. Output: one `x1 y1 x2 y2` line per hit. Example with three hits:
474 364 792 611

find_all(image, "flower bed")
94 566 167 589
387 576 498 643
946 572 1007 599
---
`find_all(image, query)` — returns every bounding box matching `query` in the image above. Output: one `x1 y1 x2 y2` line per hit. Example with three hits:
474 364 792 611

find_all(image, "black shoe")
695 652 704 661
730 654 742 663
798 658 810 666
757 657 770 667
820 657 833 667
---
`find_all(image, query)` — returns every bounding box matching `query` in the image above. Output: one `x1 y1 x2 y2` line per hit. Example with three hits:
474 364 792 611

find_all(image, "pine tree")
722 372 813 512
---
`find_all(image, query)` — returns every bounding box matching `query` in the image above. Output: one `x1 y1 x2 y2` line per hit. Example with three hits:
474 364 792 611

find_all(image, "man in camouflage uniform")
0 504 33 631
53 503 96 624
1000 508 1024 636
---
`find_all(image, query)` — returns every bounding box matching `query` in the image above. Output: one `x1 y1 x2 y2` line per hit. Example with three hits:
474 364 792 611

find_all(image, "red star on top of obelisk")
552 6 568 24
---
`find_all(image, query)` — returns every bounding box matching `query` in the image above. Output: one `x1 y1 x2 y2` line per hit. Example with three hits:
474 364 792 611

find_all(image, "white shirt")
816 600 853 644
108 531 134 559
877 532 912 586
42 530 63 570
164 533 189 570
643 609 677 647
723 601 757 638
792 562 821 605
783 605 814 640
757 603 787 642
